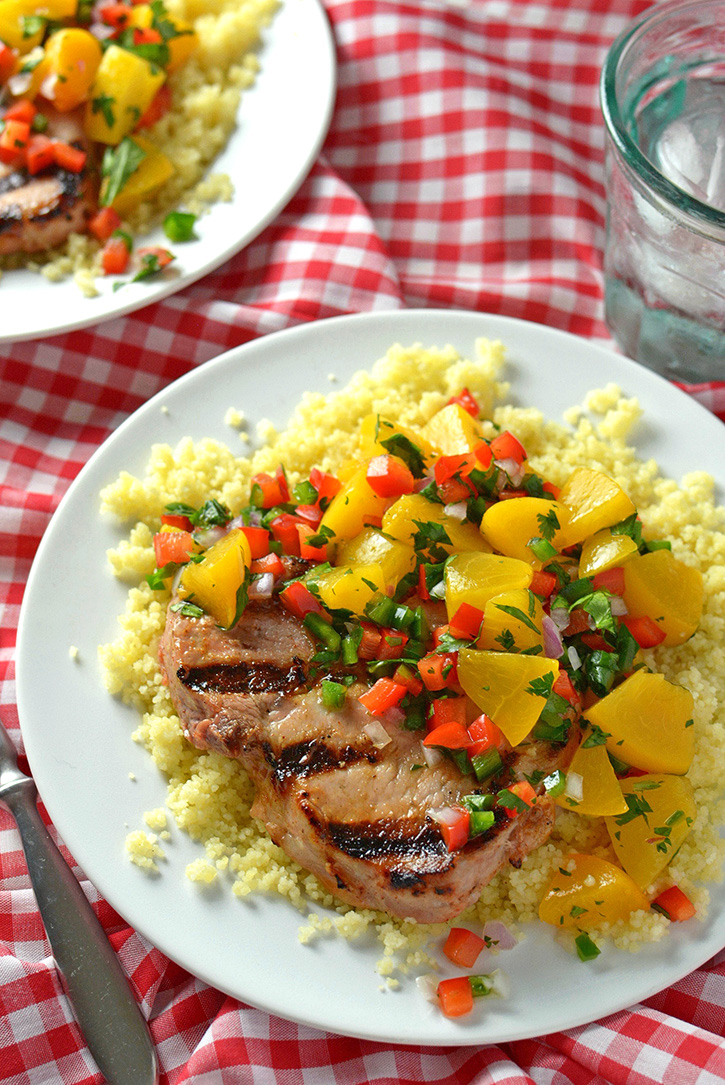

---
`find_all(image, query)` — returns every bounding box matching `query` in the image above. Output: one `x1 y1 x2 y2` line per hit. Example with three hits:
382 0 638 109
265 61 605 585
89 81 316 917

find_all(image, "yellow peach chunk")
622 549 703 646
320 465 388 543
578 528 639 579
306 563 386 616
558 467 636 547
480 497 571 566
457 648 558 746
337 529 416 592
382 494 491 555
444 552 532 617
556 737 627 817
606 774 697 888
584 669 694 775
477 588 543 652
539 854 649 929
421 402 484 454
178 528 251 628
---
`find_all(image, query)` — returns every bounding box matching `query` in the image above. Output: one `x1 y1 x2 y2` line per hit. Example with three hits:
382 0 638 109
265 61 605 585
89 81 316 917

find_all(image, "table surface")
2 1 725 1082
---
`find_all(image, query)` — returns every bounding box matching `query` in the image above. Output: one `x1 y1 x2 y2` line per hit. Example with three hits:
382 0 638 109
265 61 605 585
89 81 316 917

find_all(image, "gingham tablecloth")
2 0 725 1081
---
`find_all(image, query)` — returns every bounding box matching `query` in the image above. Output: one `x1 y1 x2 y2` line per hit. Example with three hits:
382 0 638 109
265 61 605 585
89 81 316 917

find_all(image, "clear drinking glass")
601 0 725 382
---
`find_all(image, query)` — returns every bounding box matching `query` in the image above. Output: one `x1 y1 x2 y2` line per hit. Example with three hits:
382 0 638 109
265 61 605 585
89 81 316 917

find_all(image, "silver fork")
0 719 158 1085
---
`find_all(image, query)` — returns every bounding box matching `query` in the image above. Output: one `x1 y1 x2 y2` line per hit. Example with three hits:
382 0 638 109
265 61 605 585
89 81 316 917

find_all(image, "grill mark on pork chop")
178 658 306 696
262 738 377 783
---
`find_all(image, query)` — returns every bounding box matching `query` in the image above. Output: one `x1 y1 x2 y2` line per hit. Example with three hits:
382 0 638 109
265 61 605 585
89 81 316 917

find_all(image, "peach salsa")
99 341 725 1019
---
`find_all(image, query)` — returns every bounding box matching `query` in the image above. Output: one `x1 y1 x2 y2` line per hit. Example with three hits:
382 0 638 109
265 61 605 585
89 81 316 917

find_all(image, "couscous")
99 339 725 978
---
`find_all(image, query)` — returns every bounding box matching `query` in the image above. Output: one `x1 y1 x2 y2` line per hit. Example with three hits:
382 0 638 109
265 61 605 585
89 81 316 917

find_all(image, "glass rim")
600 0 725 232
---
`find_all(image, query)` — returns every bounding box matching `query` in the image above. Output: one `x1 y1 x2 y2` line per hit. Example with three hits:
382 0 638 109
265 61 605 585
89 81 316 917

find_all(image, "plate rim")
15 309 725 1045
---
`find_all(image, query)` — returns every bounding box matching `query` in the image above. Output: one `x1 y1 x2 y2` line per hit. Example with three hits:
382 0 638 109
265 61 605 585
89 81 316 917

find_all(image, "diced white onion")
495 458 526 487
542 613 563 660
610 596 628 616
422 745 443 768
39 73 58 100
485 969 511 999
428 805 461 828
415 973 439 1003
482 919 517 951
567 644 582 670
550 607 570 631
443 502 467 521
363 721 392 749
171 567 184 594
8 72 32 95
429 581 446 600
194 525 227 549
565 771 584 802
248 573 274 600
383 705 405 728
90 21 115 38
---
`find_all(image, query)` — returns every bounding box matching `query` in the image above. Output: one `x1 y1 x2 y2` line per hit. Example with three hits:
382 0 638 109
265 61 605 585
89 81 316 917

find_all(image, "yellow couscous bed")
0 0 278 291
98 339 725 971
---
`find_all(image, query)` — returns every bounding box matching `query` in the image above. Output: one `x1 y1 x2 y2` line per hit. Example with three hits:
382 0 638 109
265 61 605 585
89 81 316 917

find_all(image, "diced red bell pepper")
467 713 503 757
136 245 174 268
499 780 537 818
564 608 591 636
434 453 476 486
153 530 194 567
431 807 471 854
437 477 474 504
449 602 484 640
269 513 302 556
542 481 561 499
552 670 580 707
0 118 30 164
101 236 130 275
309 467 341 505
250 552 284 578
250 471 287 508
294 503 323 528
135 82 172 130
25 134 54 175
592 566 626 595
161 512 193 531
278 580 328 621
580 631 610 652
652 886 695 922
437 976 474 1017
4 98 35 124
358 621 382 661
432 624 450 647
359 677 407 716
423 720 470 749
473 441 494 469
297 522 327 562
89 206 123 243
417 564 430 601
418 651 458 691
366 454 415 498
530 570 557 597
490 430 527 464
133 25 162 43
443 927 485 968
377 628 409 660
240 526 270 560
53 141 87 172
0 43 16 84
446 387 480 417
428 698 467 731
392 664 423 696
497 489 529 501
99 2 132 27
619 614 666 648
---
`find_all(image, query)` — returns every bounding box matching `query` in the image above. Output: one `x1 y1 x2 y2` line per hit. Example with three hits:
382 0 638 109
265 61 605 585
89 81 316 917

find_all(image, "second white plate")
1 0 336 343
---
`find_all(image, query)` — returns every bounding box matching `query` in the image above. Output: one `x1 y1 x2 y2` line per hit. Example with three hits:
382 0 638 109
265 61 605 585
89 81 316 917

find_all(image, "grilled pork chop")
159 588 577 923
0 109 96 255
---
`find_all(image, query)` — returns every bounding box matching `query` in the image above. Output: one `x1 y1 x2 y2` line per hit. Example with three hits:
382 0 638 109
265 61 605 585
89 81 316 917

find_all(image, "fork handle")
5 783 158 1085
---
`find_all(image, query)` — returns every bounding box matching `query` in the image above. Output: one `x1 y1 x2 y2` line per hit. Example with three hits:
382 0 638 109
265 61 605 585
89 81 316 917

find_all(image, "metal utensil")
0 720 158 1085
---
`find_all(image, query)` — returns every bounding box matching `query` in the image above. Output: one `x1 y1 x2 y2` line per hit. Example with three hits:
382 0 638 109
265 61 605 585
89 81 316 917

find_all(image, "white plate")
0 0 335 343
16 311 725 1045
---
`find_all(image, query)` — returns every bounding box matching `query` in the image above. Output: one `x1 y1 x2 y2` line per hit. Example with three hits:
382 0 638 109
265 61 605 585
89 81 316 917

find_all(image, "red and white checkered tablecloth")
2 0 725 1081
